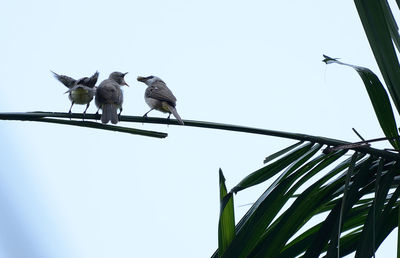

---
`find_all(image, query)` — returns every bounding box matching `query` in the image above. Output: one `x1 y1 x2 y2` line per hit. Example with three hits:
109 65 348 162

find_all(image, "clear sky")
0 1 398 257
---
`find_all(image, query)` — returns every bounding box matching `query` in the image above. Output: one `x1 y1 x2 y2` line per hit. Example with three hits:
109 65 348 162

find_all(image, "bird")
52 70 98 117
137 75 184 125
95 72 129 124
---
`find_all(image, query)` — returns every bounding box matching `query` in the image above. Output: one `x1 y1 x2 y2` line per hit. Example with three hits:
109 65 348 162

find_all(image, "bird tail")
167 105 184 125
101 104 119 124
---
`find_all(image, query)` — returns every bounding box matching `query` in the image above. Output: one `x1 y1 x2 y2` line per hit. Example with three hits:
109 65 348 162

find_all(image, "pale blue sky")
0 1 398 257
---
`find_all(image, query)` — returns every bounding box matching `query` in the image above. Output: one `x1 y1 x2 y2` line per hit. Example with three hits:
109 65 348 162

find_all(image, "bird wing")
118 87 123 105
51 71 76 88
76 71 99 88
96 80 121 105
145 81 177 106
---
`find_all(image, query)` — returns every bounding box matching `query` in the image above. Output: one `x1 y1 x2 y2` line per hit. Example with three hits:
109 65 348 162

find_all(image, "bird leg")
143 109 154 118
68 101 74 120
83 103 90 121
167 113 171 126
95 107 101 121
118 107 123 120
142 109 154 125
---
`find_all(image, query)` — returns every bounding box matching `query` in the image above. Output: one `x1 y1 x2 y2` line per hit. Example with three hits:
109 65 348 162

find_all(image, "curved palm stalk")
0 113 167 138
2 112 399 161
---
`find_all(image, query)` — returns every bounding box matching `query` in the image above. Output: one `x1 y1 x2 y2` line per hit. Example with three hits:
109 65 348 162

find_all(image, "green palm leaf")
323 56 400 149
218 169 235 256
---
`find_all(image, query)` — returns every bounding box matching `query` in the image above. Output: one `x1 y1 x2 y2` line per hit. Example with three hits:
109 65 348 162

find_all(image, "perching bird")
52 71 98 117
95 72 129 124
137 75 184 125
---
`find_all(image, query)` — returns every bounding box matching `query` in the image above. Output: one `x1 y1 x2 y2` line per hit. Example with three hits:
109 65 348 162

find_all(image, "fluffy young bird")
95 72 129 124
137 75 184 125
52 71 99 117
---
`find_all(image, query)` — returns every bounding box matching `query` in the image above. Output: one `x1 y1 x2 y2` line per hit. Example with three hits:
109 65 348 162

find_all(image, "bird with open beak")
95 72 129 124
52 70 98 118
137 75 184 125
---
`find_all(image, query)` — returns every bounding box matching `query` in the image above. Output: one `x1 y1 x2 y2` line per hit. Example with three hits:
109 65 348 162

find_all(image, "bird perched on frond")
95 72 129 124
52 70 98 117
137 75 184 125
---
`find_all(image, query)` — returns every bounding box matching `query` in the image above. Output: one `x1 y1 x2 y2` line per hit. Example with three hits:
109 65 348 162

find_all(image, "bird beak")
123 72 129 86
137 76 146 82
